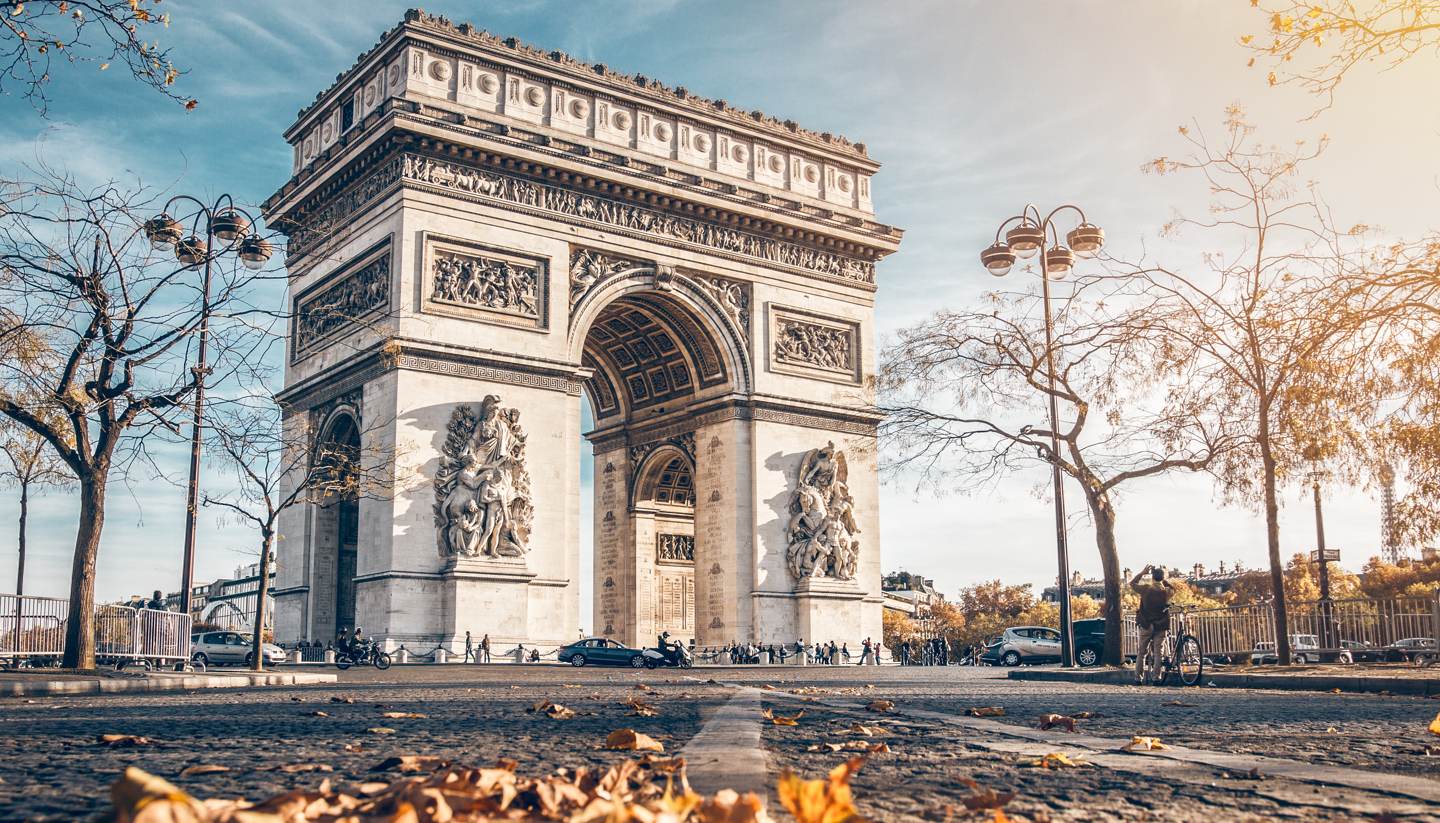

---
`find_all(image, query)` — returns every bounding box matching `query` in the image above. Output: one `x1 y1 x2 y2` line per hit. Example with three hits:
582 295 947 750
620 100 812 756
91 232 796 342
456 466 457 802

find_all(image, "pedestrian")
841 643 851 663
860 637 872 665
828 640 839 665
516 642 526 663
464 630 474 663
898 639 910 666
1131 564 1175 685
481 633 491 663
867 637 879 665
146 589 166 611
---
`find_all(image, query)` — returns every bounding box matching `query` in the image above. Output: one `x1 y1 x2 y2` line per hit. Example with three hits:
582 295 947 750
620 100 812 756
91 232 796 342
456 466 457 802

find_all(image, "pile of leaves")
111 754 777 822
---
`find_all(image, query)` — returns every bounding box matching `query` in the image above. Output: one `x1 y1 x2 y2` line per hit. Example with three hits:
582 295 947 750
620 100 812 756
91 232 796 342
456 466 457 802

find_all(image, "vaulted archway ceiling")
582 294 728 420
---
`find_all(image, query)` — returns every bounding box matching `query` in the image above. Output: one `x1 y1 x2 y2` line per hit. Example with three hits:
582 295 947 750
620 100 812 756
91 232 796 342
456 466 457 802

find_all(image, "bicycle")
1138 611 1204 687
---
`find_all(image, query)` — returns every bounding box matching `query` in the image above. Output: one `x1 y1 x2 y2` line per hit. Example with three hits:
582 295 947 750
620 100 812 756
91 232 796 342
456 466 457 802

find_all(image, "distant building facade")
123 562 275 631
1042 561 1252 604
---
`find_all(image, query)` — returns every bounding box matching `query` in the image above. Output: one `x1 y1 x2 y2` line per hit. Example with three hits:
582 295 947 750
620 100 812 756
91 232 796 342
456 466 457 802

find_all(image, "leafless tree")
1 413 72 596
1 0 193 115
0 171 273 669
202 398 393 672
881 278 1233 666
1113 108 1393 664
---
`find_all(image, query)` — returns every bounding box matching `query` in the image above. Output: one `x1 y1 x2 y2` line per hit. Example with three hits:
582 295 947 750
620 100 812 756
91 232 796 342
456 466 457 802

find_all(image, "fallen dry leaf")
379 711 427 719
308 710 329 717
177 764 230 778
329 696 355 704
110 766 205 822
808 742 845 753
698 788 773 822
1072 711 1102 719
865 700 895 713
279 763 333 774
1038 713 1076 732
1026 752 1089 769
809 740 888 754
762 684 779 691
371 755 451 773
527 701 576 720
625 698 660 717
366 727 396 735
968 706 1005 717
1330 688 1343 694
1162 700 1197 708
838 724 889 737
1429 712 1440 738
1124 736 1171 751
777 757 862 823
959 777 1015 811
605 728 665 752
763 707 806 726
96 734 151 747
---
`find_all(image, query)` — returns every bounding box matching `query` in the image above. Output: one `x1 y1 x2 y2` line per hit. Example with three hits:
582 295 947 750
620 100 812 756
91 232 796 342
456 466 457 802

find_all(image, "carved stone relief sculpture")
569 248 651 312
785 441 860 582
294 250 391 354
431 249 540 318
433 395 534 559
657 533 695 563
696 274 751 334
774 317 852 373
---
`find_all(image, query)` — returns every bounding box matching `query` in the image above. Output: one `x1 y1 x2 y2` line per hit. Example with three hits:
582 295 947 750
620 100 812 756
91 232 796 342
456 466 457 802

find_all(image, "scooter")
643 641 693 669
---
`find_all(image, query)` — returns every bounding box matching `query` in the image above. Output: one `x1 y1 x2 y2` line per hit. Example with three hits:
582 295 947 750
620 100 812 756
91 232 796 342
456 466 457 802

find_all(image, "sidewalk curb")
1007 667 1440 695
0 671 337 698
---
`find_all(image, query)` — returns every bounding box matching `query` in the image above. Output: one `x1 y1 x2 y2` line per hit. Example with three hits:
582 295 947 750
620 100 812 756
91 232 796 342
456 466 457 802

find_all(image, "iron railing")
0 594 191 667
1121 594 1440 661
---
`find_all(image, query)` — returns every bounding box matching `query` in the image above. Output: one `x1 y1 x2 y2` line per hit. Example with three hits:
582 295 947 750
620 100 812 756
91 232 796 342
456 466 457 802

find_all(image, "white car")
190 630 286 667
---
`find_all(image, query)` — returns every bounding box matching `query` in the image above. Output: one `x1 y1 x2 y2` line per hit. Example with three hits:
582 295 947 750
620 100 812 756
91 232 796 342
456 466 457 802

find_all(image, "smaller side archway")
631 445 696 643
309 408 361 642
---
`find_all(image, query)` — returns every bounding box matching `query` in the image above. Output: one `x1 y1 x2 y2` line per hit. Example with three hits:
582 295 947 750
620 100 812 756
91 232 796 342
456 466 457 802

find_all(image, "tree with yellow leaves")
1244 1 1440 116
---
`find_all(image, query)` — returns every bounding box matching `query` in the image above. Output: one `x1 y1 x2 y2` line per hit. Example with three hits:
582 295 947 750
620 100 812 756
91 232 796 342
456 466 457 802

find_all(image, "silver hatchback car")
190 630 286 667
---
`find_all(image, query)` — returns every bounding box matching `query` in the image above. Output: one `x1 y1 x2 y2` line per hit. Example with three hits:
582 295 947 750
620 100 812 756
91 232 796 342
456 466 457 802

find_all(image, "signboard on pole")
1309 548 1341 563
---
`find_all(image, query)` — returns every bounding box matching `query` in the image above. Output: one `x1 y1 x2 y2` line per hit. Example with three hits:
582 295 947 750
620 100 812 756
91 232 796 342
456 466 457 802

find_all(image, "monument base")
794 576 866 648
440 557 537 652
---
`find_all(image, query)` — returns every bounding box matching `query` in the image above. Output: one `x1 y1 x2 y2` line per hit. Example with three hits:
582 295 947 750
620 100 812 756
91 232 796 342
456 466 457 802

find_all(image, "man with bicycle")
1131 564 1174 685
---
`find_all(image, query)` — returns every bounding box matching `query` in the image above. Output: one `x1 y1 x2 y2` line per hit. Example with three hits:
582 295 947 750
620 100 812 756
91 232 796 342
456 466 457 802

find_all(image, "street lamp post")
980 205 1105 668
143 196 273 619
1303 443 1337 662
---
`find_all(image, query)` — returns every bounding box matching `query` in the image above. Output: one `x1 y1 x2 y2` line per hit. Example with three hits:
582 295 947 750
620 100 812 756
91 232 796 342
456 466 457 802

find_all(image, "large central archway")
574 269 751 648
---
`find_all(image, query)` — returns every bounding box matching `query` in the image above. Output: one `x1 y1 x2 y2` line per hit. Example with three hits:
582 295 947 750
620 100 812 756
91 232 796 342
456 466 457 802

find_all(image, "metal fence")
1121 594 1440 662
0 594 191 667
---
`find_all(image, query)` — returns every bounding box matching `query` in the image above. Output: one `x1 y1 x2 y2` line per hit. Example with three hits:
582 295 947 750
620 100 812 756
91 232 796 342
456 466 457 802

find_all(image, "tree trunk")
1258 431 1291 666
16 481 27 597
61 473 105 670
1086 489 1124 666
251 531 273 673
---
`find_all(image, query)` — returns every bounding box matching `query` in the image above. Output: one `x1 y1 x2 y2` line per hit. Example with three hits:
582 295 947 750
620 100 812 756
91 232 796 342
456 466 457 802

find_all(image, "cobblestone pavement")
0 664 1436 821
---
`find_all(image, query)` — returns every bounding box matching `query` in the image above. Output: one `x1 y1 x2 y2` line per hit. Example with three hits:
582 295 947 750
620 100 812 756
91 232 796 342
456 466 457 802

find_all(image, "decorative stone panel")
421 234 548 330
657 533 695 564
292 237 393 358
767 304 860 383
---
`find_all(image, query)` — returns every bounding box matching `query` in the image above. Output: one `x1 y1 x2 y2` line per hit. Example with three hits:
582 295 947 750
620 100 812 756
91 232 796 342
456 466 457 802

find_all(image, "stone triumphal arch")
263 11 903 652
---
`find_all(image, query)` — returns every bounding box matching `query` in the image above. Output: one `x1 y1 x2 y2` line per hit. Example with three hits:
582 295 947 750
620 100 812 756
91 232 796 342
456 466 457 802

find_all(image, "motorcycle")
643 641 693 669
335 641 392 670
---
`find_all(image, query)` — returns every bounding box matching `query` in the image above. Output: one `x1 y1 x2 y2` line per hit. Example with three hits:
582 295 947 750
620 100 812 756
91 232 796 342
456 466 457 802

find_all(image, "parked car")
1388 637 1437 663
1072 618 1106 667
1341 639 1384 663
1250 635 1336 665
190 630 286 667
978 626 1063 667
557 637 647 668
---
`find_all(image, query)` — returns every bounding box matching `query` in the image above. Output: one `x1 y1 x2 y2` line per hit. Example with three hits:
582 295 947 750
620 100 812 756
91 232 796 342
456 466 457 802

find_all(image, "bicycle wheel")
1175 634 1204 686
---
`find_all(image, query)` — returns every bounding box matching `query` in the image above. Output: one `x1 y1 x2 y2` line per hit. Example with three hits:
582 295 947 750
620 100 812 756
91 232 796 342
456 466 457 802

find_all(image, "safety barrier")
0 594 191 667
1121 593 1440 662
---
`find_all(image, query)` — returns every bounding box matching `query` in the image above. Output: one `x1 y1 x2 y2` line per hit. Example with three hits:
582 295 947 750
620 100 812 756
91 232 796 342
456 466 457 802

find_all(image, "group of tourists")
897 636 956 666
708 637 884 665
462 631 493 663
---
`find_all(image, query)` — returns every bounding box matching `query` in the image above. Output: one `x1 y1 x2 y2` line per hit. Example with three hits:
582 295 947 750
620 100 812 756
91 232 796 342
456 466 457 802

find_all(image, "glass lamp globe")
1005 224 1044 259
980 242 1016 277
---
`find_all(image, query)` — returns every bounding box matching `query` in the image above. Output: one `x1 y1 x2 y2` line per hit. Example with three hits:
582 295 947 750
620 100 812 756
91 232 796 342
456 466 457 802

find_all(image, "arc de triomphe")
263 11 903 653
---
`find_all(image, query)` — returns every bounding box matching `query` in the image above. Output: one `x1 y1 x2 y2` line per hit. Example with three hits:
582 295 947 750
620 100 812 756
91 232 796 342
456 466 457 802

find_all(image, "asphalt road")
1 664 1436 821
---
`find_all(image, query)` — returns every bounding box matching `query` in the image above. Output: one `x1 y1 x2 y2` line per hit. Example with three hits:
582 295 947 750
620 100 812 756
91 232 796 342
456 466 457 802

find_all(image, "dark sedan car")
557 637 647 668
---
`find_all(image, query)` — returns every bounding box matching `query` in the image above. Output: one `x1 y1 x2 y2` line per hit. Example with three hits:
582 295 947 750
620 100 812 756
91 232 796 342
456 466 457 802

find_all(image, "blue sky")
2 1 1437 622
